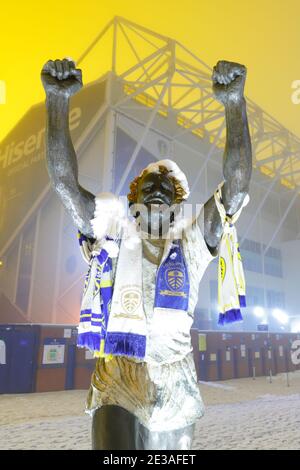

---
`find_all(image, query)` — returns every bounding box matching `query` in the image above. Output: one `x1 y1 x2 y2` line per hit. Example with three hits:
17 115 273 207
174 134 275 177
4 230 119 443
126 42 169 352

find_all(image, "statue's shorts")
85 351 204 432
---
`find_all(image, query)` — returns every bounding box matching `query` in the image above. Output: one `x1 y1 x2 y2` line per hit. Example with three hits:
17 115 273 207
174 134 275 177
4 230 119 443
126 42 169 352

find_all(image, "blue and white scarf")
77 231 190 361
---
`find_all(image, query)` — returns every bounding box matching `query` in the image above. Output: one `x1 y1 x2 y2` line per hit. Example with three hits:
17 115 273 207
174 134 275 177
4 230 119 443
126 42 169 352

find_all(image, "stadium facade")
0 17 299 332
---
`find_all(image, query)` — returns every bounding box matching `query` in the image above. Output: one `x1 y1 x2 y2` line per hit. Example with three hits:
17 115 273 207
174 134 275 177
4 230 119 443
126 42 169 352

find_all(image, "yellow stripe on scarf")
93 339 113 361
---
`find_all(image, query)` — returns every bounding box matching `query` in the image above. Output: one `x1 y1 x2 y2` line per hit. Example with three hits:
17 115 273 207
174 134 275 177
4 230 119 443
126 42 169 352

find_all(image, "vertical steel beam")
191 120 226 193
263 191 299 255
102 109 117 192
51 205 65 324
27 210 41 321
240 157 288 244
112 17 118 74
13 233 23 305
115 74 173 196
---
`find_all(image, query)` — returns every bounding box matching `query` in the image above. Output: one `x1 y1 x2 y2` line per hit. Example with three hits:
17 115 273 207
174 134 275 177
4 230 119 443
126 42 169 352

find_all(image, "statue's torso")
88 216 215 431
108 220 214 365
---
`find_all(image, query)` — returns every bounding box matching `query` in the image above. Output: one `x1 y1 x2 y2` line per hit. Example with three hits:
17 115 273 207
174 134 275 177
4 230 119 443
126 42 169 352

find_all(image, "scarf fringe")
218 308 243 325
104 332 146 360
77 331 101 351
239 295 246 308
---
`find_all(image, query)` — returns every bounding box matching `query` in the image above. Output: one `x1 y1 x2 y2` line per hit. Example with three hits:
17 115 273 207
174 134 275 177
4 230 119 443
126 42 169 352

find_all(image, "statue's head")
127 160 189 238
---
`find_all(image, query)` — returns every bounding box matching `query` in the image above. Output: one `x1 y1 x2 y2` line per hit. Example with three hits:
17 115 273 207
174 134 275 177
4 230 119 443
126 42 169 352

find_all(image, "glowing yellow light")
0 81 6 105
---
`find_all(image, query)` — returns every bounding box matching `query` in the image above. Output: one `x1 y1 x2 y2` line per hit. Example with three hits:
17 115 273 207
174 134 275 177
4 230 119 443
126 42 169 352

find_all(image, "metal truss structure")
77 16 300 247
78 16 300 191
1 16 300 324
1 16 300 263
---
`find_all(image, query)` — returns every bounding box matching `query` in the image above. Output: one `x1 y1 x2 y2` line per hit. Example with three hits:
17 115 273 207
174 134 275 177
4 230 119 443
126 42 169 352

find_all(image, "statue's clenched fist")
41 58 82 98
212 60 246 105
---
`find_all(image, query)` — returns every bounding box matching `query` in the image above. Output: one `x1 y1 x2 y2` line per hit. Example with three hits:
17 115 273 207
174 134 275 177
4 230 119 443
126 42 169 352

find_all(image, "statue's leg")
92 404 195 450
136 423 195 450
92 405 138 450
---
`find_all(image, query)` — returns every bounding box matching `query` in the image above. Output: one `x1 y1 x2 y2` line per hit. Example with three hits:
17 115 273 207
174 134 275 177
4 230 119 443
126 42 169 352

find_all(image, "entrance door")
0 329 12 393
9 329 37 393
0 327 37 394
233 347 239 378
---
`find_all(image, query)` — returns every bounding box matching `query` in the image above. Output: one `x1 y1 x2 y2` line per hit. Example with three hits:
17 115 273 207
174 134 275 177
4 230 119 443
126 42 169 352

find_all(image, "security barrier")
1 324 300 393
0 323 97 393
231 334 249 378
246 333 267 378
269 333 289 374
35 325 78 392
291 334 300 371
0 324 39 393
196 332 223 381
74 347 97 390
192 330 300 381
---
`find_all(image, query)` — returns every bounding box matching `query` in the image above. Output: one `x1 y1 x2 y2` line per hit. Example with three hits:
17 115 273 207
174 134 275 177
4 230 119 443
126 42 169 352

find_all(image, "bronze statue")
41 58 252 450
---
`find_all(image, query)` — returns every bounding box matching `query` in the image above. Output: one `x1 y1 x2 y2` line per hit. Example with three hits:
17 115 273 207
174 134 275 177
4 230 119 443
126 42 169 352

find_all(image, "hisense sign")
0 80 106 251
0 108 81 173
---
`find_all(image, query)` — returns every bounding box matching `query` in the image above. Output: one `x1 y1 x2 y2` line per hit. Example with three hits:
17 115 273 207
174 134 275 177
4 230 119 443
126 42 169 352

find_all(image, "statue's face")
135 172 177 238
137 172 175 206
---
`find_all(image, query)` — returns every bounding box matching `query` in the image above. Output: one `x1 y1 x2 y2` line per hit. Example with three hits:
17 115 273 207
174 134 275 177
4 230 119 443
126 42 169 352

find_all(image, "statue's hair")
127 165 187 204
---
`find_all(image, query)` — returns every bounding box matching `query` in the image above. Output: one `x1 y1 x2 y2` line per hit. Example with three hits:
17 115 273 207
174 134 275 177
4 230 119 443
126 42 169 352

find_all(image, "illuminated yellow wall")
1 0 300 142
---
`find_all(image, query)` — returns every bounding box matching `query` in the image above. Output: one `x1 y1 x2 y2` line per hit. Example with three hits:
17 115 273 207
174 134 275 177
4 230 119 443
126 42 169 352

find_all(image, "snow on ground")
1 371 300 450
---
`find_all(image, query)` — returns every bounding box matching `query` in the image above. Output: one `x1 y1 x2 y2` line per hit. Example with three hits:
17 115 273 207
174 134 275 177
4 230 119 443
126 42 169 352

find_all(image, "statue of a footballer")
41 57 252 450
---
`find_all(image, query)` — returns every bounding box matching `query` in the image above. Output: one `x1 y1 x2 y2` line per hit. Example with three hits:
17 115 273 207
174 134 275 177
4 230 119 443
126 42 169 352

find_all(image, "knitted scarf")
214 183 249 325
77 231 190 360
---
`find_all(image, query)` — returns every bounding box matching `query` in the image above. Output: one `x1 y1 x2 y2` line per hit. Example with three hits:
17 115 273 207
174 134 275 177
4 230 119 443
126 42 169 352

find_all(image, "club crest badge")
165 268 185 291
121 289 142 315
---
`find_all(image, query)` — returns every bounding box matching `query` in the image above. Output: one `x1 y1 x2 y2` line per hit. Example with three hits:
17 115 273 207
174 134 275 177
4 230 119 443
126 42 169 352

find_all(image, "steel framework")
76 16 300 247
1 15 300 265
78 16 300 195
1 16 299 324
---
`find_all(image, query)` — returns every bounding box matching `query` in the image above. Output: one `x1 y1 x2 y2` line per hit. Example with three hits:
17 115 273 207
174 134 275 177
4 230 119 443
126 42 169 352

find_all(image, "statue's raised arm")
41 58 95 238
204 60 252 254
